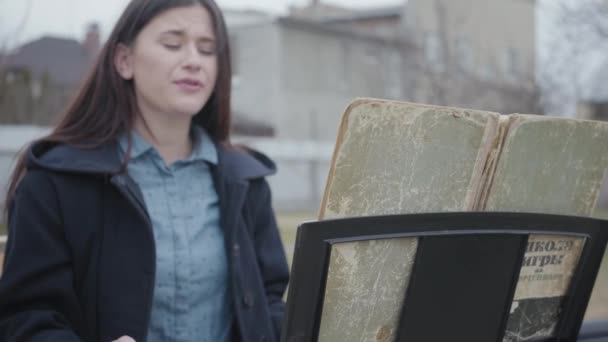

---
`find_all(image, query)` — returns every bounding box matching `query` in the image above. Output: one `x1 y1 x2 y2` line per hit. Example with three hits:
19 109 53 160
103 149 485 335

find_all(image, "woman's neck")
133 111 193 166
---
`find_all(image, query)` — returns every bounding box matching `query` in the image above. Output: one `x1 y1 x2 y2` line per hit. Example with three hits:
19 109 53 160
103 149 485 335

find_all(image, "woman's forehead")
146 5 215 38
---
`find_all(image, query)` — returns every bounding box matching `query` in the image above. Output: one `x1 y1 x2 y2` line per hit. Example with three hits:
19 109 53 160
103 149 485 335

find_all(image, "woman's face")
115 4 218 119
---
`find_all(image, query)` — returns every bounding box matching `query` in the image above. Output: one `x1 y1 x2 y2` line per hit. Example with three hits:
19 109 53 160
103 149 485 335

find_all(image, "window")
425 32 444 72
385 50 402 98
502 47 519 81
455 36 473 72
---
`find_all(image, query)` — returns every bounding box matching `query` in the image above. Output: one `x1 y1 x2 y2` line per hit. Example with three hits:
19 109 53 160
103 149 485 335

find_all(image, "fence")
0 125 334 215
233 137 334 212
4 125 605 214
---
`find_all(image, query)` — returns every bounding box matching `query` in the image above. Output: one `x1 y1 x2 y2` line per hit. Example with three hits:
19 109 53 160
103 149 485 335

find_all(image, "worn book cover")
317 99 500 340
317 98 608 342
482 114 608 341
319 99 500 219
318 239 417 342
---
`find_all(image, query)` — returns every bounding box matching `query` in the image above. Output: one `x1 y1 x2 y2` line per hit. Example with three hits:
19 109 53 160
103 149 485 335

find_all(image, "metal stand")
282 212 608 342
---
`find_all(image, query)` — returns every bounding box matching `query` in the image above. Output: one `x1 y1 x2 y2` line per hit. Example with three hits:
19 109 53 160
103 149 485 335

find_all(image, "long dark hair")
4 0 232 215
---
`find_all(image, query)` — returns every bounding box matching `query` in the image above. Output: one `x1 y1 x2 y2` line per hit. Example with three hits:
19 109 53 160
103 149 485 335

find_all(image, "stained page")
318 238 417 342
318 99 500 342
321 98 500 219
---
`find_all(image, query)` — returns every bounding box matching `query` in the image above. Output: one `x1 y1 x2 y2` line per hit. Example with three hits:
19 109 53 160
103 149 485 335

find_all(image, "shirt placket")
167 166 192 342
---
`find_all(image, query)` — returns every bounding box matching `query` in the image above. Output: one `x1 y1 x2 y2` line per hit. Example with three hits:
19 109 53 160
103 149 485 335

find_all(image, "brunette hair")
4 0 232 216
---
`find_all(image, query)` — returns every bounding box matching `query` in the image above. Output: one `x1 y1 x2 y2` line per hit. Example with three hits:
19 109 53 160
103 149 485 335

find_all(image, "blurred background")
0 0 607 320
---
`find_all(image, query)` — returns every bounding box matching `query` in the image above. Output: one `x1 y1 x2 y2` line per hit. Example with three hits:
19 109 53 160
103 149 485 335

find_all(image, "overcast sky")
0 0 403 48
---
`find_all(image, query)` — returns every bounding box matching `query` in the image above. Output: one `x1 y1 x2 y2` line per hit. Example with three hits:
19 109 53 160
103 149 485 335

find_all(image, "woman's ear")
114 43 134 80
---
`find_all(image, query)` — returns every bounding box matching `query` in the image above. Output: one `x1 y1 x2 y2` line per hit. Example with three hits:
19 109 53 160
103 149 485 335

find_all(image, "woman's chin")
169 105 206 118
170 96 210 116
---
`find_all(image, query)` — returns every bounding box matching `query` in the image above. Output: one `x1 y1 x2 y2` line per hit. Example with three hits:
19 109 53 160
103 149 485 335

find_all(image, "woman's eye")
198 42 217 55
198 48 216 56
163 44 181 50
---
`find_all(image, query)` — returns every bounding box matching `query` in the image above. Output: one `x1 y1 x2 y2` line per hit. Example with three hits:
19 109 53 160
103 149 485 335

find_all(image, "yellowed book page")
480 115 608 341
513 236 585 301
318 238 418 342
320 98 500 219
317 99 500 342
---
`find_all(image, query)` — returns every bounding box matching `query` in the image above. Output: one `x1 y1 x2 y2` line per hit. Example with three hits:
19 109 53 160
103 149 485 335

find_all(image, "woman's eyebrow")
160 29 215 42
159 29 185 37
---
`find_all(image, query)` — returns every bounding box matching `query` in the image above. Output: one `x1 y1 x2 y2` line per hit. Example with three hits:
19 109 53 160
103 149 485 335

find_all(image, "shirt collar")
118 125 218 165
189 125 218 165
118 130 153 160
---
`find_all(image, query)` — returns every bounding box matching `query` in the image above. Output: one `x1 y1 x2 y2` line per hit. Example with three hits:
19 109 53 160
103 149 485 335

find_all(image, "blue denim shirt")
119 126 232 342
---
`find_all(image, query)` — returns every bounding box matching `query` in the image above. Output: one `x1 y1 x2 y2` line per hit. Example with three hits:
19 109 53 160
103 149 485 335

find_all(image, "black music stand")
281 212 608 342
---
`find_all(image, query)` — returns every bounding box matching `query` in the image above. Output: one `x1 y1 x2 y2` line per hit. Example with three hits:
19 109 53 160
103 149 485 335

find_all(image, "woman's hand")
112 336 135 342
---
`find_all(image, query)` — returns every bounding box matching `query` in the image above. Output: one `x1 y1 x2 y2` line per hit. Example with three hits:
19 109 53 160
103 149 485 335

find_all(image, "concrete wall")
0 126 49 214
229 19 414 142
229 21 283 127
235 137 334 211
0 152 16 207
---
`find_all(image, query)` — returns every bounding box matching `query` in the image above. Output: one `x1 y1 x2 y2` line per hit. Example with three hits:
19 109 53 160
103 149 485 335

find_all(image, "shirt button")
243 292 254 308
260 335 268 342
233 243 240 257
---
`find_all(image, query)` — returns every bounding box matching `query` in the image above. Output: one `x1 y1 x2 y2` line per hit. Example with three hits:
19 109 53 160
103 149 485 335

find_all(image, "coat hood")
26 139 277 180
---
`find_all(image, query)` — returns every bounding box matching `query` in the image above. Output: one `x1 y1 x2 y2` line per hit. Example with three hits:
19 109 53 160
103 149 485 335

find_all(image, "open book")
317 98 608 342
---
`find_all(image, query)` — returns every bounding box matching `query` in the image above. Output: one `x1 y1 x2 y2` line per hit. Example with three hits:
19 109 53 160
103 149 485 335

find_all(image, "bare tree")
404 0 541 114
0 0 34 123
0 0 33 67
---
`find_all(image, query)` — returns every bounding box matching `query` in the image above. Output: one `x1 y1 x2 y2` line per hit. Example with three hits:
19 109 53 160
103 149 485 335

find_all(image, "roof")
288 4 402 22
319 5 403 24
278 16 411 46
288 3 356 20
223 8 276 28
5 36 94 86
280 4 406 43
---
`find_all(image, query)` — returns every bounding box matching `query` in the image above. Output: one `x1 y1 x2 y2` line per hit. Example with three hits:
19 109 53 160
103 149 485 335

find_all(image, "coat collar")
27 138 277 181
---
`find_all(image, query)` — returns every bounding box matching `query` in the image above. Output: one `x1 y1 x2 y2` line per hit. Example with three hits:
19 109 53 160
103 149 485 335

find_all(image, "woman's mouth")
174 78 203 92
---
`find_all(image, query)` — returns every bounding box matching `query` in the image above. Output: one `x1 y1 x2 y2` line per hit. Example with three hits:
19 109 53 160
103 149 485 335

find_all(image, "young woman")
0 1 289 341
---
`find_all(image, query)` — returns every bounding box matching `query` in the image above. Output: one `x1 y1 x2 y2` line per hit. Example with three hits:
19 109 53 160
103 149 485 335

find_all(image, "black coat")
0 139 289 342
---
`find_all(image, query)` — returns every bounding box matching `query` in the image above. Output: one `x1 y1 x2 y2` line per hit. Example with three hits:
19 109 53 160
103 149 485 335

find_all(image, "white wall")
0 126 334 213
0 125 49 210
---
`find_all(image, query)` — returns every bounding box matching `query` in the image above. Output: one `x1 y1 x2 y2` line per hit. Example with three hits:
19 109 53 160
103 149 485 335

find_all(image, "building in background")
290 3 403 39
225 0 544 210
228 5 415 143
226 5 419 210
0 23 100 124
3 0 598 212
0 19 275 136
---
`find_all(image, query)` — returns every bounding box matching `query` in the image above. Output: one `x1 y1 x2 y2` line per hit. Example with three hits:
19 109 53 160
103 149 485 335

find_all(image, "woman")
0 1 289 341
